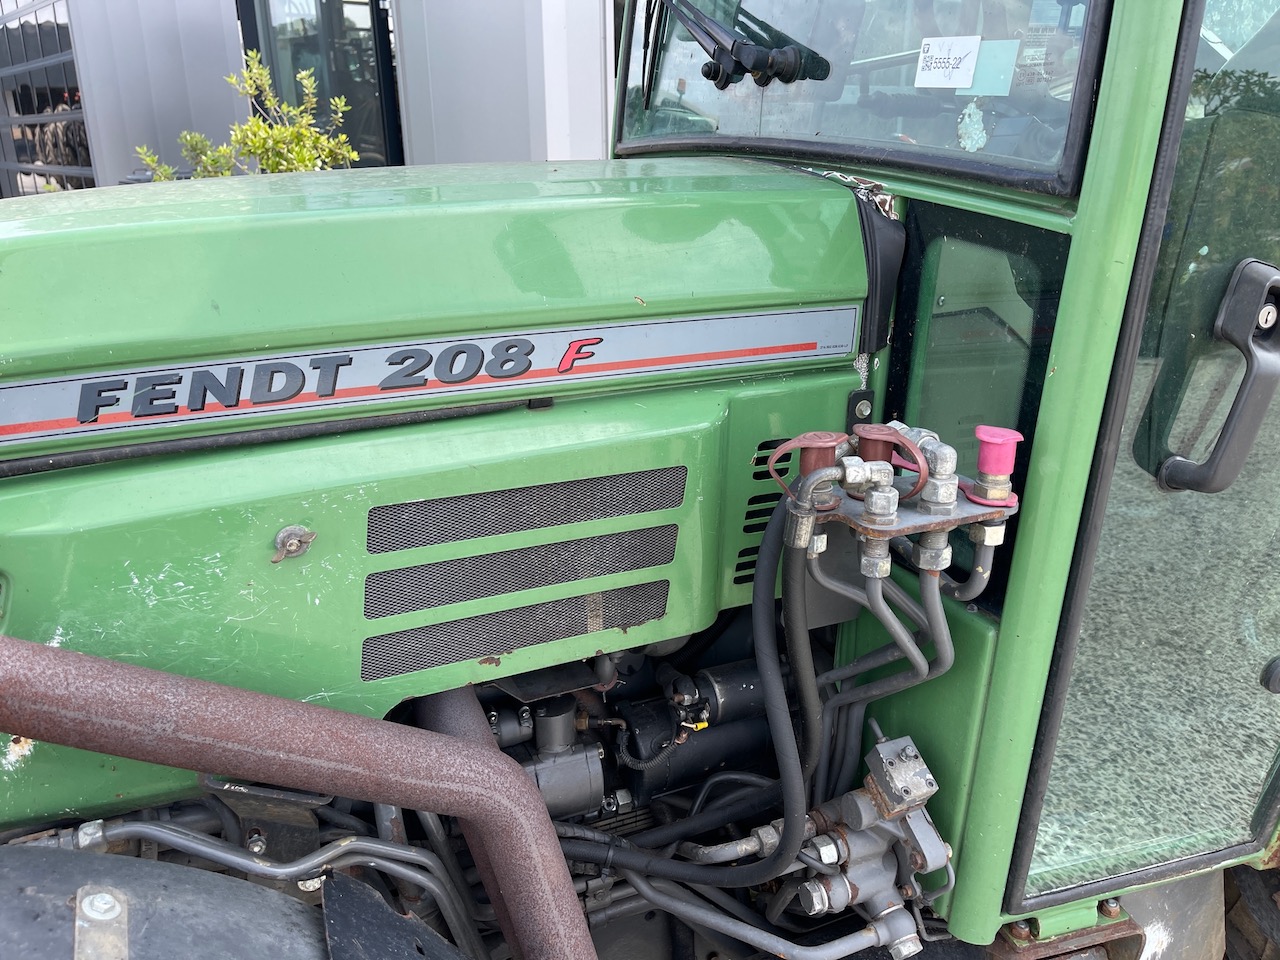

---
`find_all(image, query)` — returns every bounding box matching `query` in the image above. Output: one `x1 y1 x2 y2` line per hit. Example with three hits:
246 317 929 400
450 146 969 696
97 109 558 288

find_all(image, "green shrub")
136 50 358 180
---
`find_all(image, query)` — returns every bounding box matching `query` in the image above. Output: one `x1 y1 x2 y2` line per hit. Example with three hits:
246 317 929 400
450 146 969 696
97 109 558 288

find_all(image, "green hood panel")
0 159 867 460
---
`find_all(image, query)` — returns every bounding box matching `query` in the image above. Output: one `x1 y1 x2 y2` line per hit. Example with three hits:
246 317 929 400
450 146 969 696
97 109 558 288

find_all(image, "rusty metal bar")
415 687 527 960
0 636 597 960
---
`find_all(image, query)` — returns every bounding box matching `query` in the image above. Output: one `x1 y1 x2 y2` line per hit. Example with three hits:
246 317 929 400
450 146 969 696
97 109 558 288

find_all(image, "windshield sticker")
957 40 1020 97
914 36 982 89
0 307 858 446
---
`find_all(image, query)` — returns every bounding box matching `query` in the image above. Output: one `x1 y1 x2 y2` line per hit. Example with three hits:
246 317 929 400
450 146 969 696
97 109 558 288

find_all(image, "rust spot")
478 656 502 667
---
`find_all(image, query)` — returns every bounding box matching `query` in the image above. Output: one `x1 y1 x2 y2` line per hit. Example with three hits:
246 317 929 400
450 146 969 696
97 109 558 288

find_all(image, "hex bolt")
1008 920 1034 941
82 892 122 921
297 877 325 892
807 834 841 866
889 934 924 960
1260 303 1278 330
1099 898 1121 919
797 879 830 916
246 833 268 856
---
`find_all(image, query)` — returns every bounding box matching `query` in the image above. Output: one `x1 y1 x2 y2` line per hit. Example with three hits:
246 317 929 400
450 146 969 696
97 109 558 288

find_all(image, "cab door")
1010 0 1280 910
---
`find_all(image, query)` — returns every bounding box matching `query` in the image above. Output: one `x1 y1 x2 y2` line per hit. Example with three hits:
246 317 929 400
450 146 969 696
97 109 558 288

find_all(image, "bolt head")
297 877 325 893
889 935 924 960
808 834 841 865
247 836 268 855
1099 897 1121 919
797 879 830 916
82 892 122 920
855 399 873 420
969 522 1006 547
1009 920 1035 941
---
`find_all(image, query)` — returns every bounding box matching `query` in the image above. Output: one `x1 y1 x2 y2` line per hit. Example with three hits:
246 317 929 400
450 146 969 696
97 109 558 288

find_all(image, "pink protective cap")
974 425 1023 476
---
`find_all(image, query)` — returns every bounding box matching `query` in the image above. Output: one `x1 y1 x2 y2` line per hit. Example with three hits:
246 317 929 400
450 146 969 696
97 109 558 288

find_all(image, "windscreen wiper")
657 0 830 92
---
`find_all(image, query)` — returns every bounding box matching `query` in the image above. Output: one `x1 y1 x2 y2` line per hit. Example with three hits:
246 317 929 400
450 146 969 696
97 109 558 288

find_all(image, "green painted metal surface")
0 158 865 461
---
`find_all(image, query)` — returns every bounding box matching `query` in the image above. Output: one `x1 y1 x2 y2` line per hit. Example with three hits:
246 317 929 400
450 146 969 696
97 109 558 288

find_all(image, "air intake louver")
732 439 793 585
367 466 687 553
361 468 686 680
364 525 679 619
361 581 671 681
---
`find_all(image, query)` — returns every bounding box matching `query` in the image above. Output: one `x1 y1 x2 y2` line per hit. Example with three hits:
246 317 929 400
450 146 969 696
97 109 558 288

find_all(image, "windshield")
618 0 1100 191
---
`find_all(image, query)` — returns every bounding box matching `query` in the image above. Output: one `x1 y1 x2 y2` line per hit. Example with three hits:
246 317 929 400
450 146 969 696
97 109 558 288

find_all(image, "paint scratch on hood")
2 735 34 772
47 625 65 648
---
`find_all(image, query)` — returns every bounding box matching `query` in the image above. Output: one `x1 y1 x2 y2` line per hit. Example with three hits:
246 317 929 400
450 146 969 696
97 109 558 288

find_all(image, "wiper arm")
662 0 830 91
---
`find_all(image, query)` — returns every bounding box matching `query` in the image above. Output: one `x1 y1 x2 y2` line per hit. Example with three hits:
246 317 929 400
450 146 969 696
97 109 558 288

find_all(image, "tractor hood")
0 158 868 463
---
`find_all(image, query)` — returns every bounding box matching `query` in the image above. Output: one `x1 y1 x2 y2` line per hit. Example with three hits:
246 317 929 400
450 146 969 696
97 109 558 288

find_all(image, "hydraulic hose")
941 543 995 602
866 577 930 678
628 784 782 848
782 540 823 792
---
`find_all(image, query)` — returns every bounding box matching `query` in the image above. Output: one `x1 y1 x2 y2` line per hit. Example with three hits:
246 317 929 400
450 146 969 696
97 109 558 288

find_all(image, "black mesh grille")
361 581 671 680
367 466 687 554
364 525 678 619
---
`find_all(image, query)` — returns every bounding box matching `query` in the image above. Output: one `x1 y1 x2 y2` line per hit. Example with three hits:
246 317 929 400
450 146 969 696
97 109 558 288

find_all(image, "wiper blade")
663 0 830 91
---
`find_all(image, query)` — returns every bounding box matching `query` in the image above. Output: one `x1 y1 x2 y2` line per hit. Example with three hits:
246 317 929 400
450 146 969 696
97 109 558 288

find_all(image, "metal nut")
971 474 1013 502
797 879 830 917
271 525 317 563
807 533 828 558
920 474 958 506
889 935 924 960
912 542 953 572
246 834 268 856
1098 897 1121 919
807 834 841 866
297 876 325 892
752 823 781 857
968 522 1006 546
82 891 122 920
1008 920 1035 941
863 485 899 521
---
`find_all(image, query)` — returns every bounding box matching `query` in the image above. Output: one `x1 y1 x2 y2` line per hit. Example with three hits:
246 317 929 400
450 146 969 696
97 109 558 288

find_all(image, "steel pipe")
0 636 597 960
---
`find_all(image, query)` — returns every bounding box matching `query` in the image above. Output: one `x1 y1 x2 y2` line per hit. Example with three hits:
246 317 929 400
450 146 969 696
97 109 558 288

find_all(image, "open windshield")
617 0 1101 192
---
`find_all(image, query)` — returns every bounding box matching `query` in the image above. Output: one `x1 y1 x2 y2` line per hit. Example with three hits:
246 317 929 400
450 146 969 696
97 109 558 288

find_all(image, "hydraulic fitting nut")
785 504 817 549
920 474 958 507
911 542 952 570
807 834 841 866
918 437 958 479
971 472 1013 502
888 934 925 960
807 532 828 558
863 485 899 524
971 425 1023 502
797 879 830 917
860 538 892 579
840 456 894 492
752 823 782 857
968 521 1006 546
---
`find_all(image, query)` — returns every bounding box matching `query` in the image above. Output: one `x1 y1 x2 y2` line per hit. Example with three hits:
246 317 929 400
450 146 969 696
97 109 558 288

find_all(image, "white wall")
70 0 247 187
391 0 613 165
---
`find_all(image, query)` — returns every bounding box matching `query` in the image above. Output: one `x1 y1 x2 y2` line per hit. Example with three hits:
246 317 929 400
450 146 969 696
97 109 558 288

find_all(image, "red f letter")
558 337 603 374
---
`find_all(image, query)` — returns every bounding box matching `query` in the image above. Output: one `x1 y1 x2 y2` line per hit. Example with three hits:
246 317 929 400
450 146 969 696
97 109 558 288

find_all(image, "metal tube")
0 636 597 960
623 871 886 960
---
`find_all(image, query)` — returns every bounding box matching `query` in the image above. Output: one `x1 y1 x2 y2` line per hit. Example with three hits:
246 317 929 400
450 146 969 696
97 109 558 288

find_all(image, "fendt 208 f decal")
0 307 858 445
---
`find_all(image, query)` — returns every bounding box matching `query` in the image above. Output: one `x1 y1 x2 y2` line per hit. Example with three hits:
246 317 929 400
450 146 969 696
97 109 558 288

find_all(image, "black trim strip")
613 0 1111 197
1004 0 1229 913
0 400 533 479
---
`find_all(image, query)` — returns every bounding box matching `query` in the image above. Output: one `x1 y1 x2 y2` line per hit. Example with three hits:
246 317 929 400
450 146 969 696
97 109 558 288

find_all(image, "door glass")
1028 0 1280 896
254 0 401 166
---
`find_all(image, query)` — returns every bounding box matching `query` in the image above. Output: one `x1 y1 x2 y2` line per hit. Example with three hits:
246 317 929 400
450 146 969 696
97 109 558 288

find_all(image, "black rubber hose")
564 500 806 887
628 785 782 848
782 541 823 795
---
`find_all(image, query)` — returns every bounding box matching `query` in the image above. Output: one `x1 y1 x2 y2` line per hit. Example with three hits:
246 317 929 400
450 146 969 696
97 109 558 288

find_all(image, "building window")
0 0 92 197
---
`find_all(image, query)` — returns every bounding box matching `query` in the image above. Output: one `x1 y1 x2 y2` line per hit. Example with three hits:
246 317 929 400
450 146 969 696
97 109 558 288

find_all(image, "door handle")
1159 259 1280 493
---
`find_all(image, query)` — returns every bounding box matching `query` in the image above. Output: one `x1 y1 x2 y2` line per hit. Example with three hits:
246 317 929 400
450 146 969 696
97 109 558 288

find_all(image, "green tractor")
2 0 1278 958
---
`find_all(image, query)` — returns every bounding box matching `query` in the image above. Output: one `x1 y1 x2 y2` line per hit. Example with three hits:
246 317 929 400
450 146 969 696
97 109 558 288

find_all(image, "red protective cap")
974 425 1023 476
